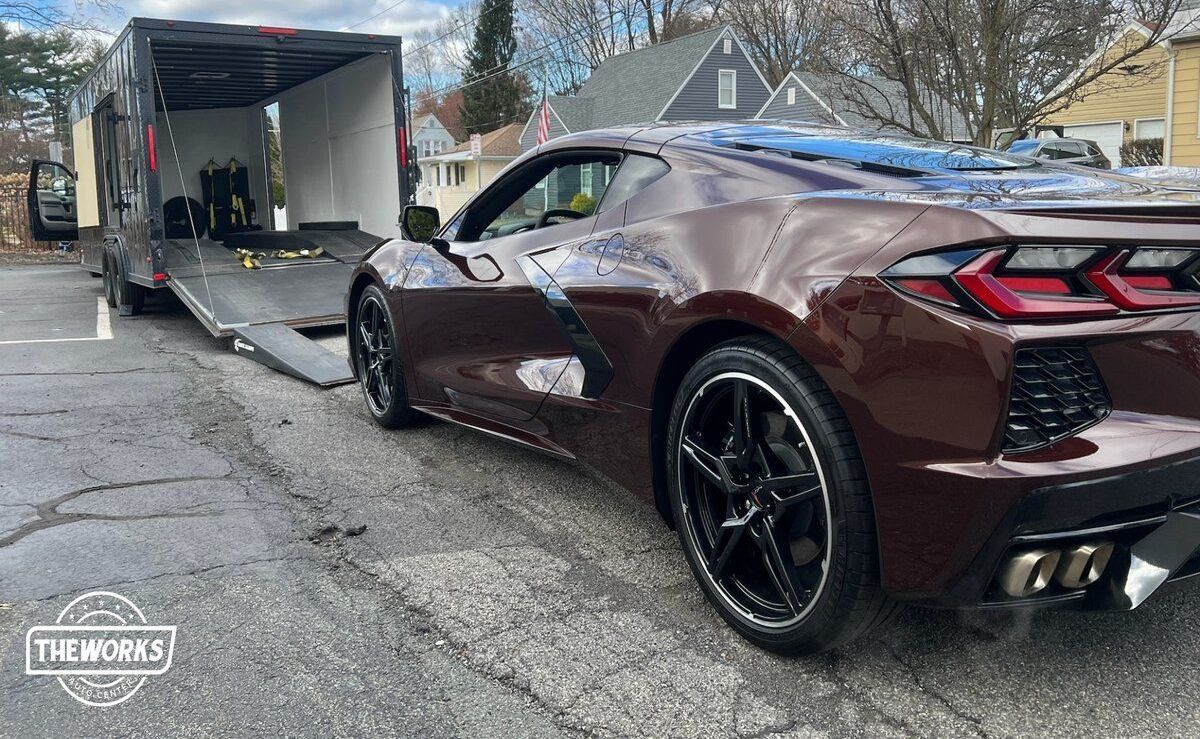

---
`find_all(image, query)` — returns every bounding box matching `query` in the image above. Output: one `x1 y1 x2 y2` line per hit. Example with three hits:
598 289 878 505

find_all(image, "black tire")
108 245 145 316
666 336 895 654
101 252 117 308
354 285 416 429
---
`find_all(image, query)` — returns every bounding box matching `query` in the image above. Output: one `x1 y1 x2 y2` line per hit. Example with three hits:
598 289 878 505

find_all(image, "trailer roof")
74 17 402 112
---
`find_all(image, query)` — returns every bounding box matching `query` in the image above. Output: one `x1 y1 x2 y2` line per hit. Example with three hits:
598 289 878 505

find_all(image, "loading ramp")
164 228 380 386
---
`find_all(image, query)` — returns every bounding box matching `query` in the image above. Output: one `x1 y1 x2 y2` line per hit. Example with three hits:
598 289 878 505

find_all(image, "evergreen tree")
458 0 529 135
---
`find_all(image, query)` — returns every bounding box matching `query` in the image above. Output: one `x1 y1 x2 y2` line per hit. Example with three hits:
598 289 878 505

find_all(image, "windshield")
1006 140 1040 154
709 130 1038 173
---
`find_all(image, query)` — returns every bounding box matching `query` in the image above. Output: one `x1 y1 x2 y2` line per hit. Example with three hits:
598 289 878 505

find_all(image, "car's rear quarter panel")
794 204 1200 602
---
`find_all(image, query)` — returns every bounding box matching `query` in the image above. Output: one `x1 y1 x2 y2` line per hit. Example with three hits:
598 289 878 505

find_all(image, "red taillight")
1123 275 1174 290
147 124 157 172
258 26 297 36
398 126 408 168
883 245 1200 320
996 276 1072 295
1085 251 1200 310
954 251 1119 319
896 278 958 305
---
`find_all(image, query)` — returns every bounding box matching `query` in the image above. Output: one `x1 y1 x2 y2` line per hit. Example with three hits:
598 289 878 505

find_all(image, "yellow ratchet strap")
233 248 264 270
272 246 324 260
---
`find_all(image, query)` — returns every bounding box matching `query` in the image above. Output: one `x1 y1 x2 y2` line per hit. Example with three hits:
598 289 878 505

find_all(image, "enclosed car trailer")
28 18 409 385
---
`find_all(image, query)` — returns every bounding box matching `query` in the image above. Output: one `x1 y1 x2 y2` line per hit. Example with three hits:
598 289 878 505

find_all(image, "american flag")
536 96 551 145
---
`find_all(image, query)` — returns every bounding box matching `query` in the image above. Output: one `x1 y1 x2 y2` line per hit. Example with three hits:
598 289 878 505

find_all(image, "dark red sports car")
349 122 1200 653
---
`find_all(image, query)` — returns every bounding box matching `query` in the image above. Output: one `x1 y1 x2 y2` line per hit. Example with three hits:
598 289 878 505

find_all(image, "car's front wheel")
354 284 417 429
667 337 894 654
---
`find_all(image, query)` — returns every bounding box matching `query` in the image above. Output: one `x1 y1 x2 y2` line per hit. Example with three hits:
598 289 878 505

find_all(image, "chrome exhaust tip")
999 548 1061 598
1055 541 1114 589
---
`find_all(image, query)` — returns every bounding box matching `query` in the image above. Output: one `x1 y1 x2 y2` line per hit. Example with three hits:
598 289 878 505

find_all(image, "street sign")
469 133 482 157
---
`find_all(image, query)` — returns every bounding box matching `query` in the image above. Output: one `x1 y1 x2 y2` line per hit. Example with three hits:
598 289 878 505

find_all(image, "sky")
35 0 460 39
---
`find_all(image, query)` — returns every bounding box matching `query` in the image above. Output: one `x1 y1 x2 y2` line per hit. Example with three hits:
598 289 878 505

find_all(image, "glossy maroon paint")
349 122 1200 606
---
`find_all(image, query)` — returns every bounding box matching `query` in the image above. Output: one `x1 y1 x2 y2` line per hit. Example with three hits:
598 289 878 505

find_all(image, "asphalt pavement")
1 263 1198 737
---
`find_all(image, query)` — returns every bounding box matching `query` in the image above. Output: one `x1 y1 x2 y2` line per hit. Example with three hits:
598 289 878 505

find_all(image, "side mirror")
401 205 440 243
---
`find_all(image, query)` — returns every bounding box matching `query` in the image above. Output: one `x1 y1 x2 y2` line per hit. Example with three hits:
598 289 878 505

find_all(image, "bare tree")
715 0 842 86
834 0 1188 145
520 0 643 93
0 0 116 31
637 0 713 43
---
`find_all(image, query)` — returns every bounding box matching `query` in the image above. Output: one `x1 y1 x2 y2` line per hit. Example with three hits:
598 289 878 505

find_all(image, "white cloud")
81 0 455 38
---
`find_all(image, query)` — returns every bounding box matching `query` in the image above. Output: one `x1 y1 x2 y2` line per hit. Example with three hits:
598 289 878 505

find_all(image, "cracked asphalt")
2 264 1200 737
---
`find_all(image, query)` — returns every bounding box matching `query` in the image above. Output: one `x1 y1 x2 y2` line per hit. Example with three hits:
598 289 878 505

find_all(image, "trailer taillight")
147 124 158 172
398 126 408 168
258 26 297 36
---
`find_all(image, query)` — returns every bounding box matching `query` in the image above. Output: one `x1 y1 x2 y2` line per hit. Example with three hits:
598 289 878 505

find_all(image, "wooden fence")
0 185 54 251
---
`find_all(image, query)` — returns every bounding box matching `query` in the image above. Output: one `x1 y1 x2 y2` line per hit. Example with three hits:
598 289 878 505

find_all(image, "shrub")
570 192 596 215
1120 137 1163 167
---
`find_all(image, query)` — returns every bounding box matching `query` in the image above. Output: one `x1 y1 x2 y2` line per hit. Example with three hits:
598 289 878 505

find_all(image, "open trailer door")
129 18 408 386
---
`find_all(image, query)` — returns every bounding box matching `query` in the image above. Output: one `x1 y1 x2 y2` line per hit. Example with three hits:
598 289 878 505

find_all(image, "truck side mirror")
401 205 439 243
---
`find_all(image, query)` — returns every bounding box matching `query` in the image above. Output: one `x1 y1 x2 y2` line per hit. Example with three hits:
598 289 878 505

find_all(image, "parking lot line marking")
0 297 114 346
95 296 112 340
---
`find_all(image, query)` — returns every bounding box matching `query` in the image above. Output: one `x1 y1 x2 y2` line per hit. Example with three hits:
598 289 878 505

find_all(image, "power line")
411 1 660 106
342 0 413 31
403 0 507 59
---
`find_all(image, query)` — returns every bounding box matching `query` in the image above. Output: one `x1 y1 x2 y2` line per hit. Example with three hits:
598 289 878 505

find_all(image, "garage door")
1062 122 1124 167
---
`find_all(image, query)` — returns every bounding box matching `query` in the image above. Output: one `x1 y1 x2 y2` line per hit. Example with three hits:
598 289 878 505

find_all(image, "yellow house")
1043 13 1200 167
416 124 522 216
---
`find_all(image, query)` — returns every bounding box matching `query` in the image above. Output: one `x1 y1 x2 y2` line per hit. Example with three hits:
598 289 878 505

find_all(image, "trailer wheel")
106 244 145 316
355 285 416 428
101 252 117 308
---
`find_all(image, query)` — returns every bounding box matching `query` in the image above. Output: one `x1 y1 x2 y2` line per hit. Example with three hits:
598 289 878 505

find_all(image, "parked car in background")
350 122 1200 654
1006 137 1111 168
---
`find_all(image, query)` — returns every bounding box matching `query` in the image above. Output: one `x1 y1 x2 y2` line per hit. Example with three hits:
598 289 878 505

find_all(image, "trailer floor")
163 229 375 333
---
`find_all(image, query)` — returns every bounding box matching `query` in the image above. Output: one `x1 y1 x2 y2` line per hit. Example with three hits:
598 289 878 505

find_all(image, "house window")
421 140 431 158
1135 117 1165 140
723 38 732 54
580 163 593 197
456 163 467 185
434 166 441 186
787 87 796 105
718 70 736 109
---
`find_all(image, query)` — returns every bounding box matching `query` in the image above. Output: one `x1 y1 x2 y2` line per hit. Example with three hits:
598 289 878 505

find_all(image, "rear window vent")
729 142 925 178
1003 347 1110 454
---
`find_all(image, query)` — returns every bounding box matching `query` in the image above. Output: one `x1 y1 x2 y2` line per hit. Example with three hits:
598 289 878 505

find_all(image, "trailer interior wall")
154 107 267 214
275 53 400 238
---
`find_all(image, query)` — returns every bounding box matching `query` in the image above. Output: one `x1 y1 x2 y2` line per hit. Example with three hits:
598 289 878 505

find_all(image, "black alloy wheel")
668 337 894 654
678 371 831 626
355 285 415 428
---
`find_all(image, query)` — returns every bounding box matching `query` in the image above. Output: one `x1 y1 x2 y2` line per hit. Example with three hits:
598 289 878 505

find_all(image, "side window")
718 70 737 109
1060 142 1085 156
1041 143 1069 160
596 154 670 213
450 152 621 242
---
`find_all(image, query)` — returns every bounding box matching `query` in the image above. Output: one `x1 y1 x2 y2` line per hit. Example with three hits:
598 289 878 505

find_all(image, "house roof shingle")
443 123 523 157
782 73 970 141
573 25 729 129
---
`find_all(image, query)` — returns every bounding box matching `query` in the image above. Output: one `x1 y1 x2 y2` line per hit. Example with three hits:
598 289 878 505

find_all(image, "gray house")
519 25 771 153
758 72 971 143
412 113 456 159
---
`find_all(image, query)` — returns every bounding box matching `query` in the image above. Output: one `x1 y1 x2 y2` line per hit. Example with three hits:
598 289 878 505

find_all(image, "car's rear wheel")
667 337 895 654
355 285 416 429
